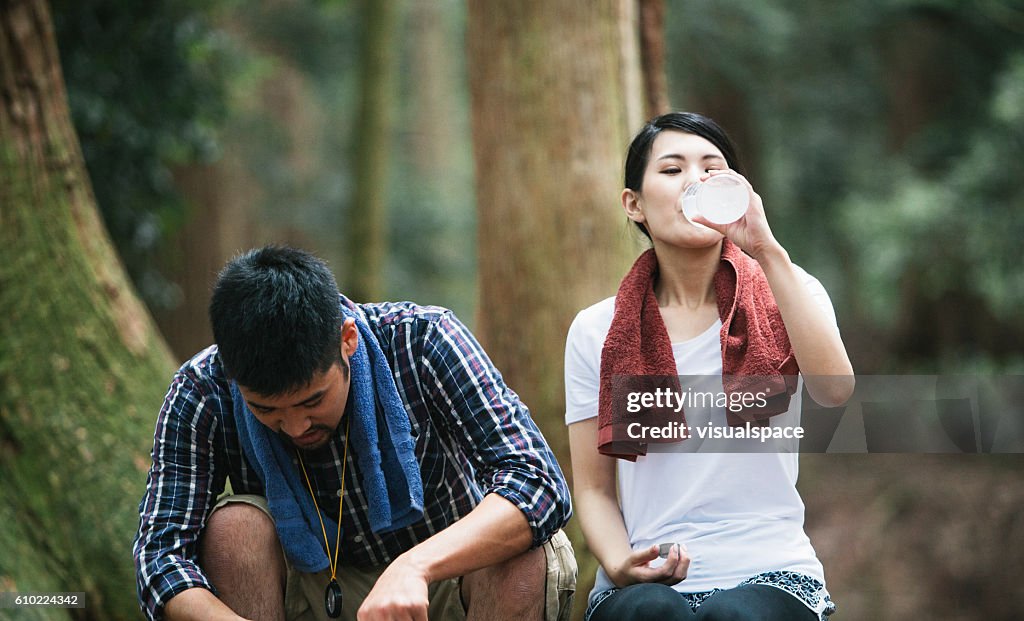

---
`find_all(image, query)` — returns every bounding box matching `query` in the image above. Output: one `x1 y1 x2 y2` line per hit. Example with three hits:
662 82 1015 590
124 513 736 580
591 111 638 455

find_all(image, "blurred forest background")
2 0 1023 619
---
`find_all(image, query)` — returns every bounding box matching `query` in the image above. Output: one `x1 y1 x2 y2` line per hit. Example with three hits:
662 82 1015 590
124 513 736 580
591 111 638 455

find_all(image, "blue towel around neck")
231 381 333 572
231 303 424 572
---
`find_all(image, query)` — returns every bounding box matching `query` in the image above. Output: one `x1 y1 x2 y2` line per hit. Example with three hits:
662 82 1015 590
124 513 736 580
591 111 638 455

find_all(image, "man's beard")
280 424 334 450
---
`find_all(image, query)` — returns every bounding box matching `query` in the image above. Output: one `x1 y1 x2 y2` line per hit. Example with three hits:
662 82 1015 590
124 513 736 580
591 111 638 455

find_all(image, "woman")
565 112 854 621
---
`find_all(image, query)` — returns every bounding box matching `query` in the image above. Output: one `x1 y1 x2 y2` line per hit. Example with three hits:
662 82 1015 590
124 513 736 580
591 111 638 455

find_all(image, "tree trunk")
347 0 400 301
0 2 175 619
468 0 640 468
157 157 260 362
408 1 460 197
467 2 641 617
638 0 669 118
402 0 477 313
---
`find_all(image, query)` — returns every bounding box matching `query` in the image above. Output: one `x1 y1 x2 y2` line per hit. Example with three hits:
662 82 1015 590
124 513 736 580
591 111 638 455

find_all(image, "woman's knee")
695 595 749 621
695 585 813 621
592 583 693 621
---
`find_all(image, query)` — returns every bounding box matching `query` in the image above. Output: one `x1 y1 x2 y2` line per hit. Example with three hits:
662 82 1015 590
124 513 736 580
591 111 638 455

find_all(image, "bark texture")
467 2 643 616
468 0 640 462
1 2 175 618
639 0 669 118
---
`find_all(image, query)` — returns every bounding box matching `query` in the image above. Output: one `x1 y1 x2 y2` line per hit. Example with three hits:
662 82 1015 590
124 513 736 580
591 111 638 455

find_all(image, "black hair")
623 112 744 239
209 245 342 395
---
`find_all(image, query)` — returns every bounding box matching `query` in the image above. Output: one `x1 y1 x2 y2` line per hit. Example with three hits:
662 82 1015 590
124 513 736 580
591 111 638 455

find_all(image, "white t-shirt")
564 264 838 601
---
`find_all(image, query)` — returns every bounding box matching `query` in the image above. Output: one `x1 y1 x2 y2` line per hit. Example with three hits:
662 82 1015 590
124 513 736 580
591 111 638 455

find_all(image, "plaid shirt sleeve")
133 364 226 620
418 311 572 547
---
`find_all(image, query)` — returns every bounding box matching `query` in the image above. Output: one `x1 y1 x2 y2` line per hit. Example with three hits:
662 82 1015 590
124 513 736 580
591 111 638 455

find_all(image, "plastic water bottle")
680 175 749 226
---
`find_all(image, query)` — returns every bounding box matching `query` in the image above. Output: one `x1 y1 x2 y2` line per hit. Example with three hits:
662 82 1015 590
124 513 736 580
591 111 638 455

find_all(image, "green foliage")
220 0 477 317
52 0 478 325
845 54 1024 325
51 0 235 308
387 4 476 316
666 0 1024 371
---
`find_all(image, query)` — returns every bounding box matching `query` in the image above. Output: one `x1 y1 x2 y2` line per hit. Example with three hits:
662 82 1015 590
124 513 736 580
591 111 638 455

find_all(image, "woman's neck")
652 240 723 310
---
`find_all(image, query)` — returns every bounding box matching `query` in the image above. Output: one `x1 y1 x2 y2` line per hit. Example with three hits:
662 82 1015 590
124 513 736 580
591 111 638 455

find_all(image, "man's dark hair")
209 246 342 395
624 111 744 240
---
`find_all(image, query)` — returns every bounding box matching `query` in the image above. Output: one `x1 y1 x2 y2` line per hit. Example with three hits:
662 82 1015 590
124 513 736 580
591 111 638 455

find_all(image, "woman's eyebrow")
655 153 724 161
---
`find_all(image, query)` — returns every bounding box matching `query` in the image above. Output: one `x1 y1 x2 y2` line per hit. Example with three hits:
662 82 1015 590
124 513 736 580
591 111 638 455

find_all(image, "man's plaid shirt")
132 298 571 620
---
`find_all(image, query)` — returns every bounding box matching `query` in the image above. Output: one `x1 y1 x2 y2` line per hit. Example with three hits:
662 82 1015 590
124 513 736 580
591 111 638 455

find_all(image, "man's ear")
622 188 645 223
340 318 359 358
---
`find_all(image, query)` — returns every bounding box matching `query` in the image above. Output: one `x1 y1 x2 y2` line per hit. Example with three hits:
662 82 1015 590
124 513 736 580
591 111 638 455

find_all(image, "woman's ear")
340 318 359 358
622 188 645 223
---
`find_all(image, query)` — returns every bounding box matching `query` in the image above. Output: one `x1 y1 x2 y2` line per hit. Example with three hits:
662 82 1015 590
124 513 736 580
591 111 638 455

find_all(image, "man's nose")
281 413 312 438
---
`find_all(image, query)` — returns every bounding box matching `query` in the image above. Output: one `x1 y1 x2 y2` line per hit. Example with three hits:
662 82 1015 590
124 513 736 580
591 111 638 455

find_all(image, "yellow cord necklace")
296 415 350 619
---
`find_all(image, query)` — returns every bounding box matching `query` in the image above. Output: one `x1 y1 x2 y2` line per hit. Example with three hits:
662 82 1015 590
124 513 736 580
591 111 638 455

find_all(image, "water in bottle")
680 175 748 226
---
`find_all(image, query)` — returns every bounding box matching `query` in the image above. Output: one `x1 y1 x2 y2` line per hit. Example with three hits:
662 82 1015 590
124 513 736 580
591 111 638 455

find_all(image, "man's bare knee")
201 503 281 574
463 547 545 619
199 503 286 620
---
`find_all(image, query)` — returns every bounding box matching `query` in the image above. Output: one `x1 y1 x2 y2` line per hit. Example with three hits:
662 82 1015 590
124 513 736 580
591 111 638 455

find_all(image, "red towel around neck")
597 240 799 460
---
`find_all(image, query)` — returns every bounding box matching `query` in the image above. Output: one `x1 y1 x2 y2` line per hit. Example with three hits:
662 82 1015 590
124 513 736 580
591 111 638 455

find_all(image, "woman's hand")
691 172 856 405
609 543 690 588
690 170 783 262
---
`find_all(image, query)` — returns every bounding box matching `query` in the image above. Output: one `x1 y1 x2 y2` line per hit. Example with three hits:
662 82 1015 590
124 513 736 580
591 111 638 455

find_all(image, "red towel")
597 240 799 460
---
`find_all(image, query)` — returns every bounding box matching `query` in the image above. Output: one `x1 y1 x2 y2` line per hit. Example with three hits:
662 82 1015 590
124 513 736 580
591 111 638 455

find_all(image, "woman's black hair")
623 112 744 239
209 245 343 396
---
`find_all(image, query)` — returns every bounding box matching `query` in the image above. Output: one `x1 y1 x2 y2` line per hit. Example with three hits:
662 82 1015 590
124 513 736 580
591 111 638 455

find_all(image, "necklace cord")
297 415 350 581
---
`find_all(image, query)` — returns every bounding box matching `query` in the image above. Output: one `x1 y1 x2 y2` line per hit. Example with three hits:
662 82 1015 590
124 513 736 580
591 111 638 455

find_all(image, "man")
133 246 575 621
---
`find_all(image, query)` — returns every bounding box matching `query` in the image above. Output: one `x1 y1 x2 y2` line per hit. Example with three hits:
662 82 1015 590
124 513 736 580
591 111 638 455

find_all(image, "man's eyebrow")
247 388 327 412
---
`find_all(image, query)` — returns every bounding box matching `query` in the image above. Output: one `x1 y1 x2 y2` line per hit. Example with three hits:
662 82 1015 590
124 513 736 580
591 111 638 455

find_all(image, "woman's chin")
657 227 724 249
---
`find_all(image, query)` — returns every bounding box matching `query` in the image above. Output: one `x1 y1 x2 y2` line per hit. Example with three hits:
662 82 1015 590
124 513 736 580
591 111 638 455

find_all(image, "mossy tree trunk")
0 1 176 619
467 2 643 617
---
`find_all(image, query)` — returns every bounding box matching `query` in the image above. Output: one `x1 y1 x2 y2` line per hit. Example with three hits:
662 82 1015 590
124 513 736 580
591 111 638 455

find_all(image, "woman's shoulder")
569 296 616 338
565 296 616 362
574 295 617 324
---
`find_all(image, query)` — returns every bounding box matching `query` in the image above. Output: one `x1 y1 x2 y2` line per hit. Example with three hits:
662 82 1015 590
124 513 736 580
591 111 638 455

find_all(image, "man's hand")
356 494 535 619
356 554 431 621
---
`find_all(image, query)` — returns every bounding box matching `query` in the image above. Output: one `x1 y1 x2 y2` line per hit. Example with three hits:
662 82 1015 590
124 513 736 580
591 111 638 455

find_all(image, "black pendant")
325 579 342 618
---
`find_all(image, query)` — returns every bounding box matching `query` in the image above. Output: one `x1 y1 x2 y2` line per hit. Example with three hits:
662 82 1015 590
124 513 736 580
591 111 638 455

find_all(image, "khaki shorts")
212 494 576 621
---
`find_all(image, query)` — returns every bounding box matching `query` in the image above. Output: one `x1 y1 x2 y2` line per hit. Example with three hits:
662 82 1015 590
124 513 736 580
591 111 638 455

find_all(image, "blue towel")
339 303 424 532
231 303 424 572
232 381 334 572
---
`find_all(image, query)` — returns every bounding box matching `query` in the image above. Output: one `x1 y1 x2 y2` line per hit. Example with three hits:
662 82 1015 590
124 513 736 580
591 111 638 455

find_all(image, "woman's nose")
683 164 705 185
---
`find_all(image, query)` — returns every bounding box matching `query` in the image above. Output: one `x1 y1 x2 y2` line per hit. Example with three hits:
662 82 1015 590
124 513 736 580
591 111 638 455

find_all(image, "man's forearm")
164 587 248 621
398 492 534 584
